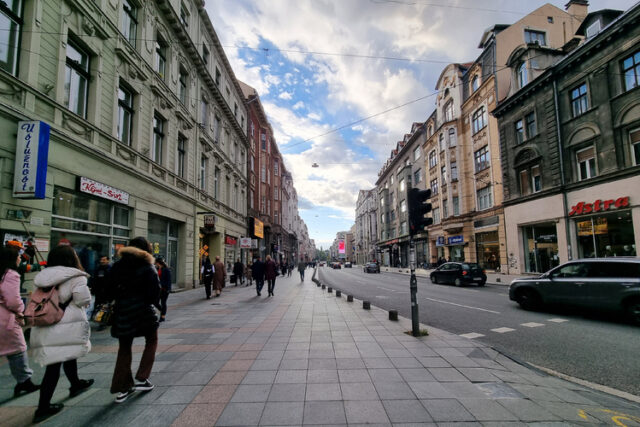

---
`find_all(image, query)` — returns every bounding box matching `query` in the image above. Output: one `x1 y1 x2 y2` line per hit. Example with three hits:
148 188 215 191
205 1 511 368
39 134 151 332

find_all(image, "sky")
205 0 637 249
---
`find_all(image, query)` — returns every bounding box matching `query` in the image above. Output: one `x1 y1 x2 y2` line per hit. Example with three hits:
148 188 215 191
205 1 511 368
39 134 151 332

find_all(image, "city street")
319 266 640 397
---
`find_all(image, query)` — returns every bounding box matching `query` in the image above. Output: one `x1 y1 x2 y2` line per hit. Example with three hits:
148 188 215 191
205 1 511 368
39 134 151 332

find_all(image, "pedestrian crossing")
459 318 569 339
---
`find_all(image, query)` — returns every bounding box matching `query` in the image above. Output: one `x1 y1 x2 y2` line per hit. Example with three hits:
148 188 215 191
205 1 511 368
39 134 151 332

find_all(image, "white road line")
491 327 516 333
460 332 485 339
423 297 501 314
375 295 388 299
547 318 569 323
376 286 398 292
521 322 545 328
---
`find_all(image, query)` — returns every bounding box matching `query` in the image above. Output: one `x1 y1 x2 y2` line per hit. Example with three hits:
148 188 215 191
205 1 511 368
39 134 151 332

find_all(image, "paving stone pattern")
1 273 639 426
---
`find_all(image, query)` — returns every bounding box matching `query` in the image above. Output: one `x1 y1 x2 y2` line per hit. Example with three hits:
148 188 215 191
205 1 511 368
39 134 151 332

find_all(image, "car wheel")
624 298 640 325
454 278 462 287
477 280 486 287
431 275 438 284
516 288 541 311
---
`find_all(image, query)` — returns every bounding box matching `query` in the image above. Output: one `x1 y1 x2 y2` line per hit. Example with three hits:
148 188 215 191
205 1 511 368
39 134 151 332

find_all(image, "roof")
477 24 509 49
575 9 624 35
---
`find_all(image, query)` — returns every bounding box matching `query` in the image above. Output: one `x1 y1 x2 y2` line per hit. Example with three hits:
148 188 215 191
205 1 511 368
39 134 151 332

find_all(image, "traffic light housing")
408 188 433 236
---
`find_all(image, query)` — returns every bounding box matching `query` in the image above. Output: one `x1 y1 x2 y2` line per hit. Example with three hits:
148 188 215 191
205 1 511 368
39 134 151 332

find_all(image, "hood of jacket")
34 266 89 288
118 246 155 265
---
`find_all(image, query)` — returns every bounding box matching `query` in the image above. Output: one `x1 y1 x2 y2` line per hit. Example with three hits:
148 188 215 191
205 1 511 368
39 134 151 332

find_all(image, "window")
525 112 536 138
390 175 394 185
214 116 221 142
586 20 601 38
453 196 460 216
515 119 524 144
215 67 221 86
441 165 447 185
155 33 167 78
443 200 448 218
233 103 238 118
225 176 230 205
274 160 279 175
439 133 445 151
433 207 441 225
274 185 278 200
472 106 486 134
443 100 454 122
261 165 266 183
524 29 546 46
177 134 186 178
400 221 407 235
0 0 21 75
202 44 209 66
178 67 188 104
400 199 406 213
622 50 640 91
448 128 457 147
64 38 90 118
180 2 189 28
121 0 137 47
474 146 489 172
413 146 421 160
429 150 437 168
200 155 207 191
430 178 439 195
413 169 421 184
631 128 640 165
200 97 208 127
450 162 458 181
477 186 493 210
471 75 479 92
577 146 596 180
532 165 541 192
399 178 405 192
427 125 433 137
261 133 266 150
152 113 165 164
214 167 220 198
518 62 528 88
117 84 133 145
571 83 588 117
234 184 239 211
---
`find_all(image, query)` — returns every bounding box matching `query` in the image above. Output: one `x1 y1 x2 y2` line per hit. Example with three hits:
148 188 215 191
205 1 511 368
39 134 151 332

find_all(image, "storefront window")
522 223 559 273
476 230 500 270
576 210 635 258
148 214 180 282
51 187 131 276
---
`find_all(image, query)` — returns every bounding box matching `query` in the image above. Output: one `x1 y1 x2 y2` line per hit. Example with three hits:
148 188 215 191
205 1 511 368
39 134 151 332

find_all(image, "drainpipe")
552 79 573 261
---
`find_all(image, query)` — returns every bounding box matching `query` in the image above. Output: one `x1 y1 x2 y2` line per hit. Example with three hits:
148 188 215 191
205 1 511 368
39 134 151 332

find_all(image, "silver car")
509 258 640 324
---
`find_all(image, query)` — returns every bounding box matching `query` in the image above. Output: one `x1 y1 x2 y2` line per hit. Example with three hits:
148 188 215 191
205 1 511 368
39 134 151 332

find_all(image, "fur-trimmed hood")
118 246 155 264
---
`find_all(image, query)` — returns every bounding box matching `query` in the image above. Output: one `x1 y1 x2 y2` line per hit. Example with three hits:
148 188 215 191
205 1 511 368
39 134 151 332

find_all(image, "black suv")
430 262 486 286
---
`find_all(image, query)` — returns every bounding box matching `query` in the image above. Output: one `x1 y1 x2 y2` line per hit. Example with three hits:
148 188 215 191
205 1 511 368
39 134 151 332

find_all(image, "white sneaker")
115 388 135 403
134 379 154 392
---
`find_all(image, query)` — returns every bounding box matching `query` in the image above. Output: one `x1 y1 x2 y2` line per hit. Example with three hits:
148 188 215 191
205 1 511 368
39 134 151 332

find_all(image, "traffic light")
408 188 433 236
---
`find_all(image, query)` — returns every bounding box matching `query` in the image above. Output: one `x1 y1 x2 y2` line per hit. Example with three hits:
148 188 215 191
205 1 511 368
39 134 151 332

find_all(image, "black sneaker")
33 403 64 423
115 388 135 403
14 378 39 397
69 379 94 397
134 379 154 392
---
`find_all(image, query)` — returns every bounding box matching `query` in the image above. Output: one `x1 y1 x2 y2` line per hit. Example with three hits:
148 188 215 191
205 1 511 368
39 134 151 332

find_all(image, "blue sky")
206 0 637 248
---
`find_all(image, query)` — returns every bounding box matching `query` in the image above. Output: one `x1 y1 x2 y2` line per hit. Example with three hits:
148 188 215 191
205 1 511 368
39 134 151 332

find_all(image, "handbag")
93 303 113 325
24 286 69 327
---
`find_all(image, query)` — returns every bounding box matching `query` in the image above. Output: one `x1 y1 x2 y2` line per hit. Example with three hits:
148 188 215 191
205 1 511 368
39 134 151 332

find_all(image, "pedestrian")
0 244 40 399
30 245 94 423
90 255 111 324
213 256 226 297
265 255 277 297
107 237 160 404
245 261 253 286
6 240 42 293
233 259 244 286
280 260 287 277
287 262 293 277
251 257 265 296
297 258 307 281
155 257 171 322
201 257 214 299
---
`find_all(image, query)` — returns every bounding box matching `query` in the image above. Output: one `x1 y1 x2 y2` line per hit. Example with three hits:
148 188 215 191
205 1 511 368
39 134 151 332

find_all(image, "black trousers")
267 278 276 294
204 279 213 298
38 360 80 409
159 291 169 317
256 279 264 294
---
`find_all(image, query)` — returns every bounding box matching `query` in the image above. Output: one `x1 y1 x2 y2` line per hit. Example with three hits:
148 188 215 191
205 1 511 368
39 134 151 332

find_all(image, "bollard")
336 290 341 297
321 284 326 290
316 282 321 287
347 295 353 302
389 310 398 321
363 301 370 310
328 287 333 293
496 277 501 283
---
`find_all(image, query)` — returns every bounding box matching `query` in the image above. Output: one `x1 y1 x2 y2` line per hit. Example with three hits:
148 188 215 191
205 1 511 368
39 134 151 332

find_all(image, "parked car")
430 262 486 286
344 262 352 268
363 262 380 273
509 258 640 323
331 262 341 269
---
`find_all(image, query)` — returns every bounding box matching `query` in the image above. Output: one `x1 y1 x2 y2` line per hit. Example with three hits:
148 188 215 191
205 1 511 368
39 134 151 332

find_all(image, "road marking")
423 297 501 314
491 327 515 333
521 322 545 328
375 295 388 299
547 318 569 323
460 332 485 339
376 286 397 292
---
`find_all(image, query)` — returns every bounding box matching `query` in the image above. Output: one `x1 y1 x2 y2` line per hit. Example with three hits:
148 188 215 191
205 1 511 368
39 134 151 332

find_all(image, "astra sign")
13 121 50 199
568 197 629 216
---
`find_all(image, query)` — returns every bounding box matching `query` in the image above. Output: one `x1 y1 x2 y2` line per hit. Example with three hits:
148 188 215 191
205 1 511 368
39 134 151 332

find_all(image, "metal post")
409 236 419 337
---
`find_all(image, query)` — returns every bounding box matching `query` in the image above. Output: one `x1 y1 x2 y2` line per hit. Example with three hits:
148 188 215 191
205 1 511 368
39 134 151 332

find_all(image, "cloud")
292 101 305 110
278 91 293 100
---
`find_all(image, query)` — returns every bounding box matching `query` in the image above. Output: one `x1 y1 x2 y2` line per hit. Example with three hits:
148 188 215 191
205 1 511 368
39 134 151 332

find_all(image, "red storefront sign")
568 196 629 216
225 235 237 245
79 177 129 204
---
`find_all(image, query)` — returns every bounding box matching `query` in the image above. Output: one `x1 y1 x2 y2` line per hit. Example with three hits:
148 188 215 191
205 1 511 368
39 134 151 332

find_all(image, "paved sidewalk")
1 272 639 426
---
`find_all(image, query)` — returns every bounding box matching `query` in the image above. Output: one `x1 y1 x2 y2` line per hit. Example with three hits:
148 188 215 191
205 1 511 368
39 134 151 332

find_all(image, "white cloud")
292 101 305 110
278 91 293 100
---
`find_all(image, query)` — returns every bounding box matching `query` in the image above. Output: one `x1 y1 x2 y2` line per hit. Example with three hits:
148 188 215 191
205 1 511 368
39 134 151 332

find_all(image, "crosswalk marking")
521 322 545 328
460 332 485 339
491 327 515 333
547 318 569 323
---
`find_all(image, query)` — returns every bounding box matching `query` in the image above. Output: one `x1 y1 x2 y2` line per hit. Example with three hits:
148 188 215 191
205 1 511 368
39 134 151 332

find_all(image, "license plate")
474 277 482 280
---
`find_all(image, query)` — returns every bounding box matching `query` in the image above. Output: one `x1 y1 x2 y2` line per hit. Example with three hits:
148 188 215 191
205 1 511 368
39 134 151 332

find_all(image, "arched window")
518 62 528 88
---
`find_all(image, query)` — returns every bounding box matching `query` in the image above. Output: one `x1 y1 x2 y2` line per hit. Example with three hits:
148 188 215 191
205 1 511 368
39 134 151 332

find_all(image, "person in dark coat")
107 237 160 404
201 257 214 299
264 255 277 297
155 257 171 322
297 259 307 281
213 256 226 297
233 259 244 286
90 255 111 320
251 257 265 296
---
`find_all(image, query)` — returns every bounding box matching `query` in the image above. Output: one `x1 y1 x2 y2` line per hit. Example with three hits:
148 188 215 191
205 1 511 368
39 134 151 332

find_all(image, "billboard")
338 240 345 254
253 218 264 239
13 121 50 199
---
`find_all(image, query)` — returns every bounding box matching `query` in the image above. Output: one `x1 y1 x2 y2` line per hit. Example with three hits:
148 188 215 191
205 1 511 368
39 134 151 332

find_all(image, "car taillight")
462 270 468 276
482 269 486 274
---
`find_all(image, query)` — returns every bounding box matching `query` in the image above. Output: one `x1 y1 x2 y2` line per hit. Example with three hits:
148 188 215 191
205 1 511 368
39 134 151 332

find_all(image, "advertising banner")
253 218 264 239
13 121 50 199
338 240 345 254
240 237 252 248
79 177 130 204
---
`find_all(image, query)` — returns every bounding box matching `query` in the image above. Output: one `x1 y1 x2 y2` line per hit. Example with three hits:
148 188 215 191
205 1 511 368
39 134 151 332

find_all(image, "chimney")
565 0 588 22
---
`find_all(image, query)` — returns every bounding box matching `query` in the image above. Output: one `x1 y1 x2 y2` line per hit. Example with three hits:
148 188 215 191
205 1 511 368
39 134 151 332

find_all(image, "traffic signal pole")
409 235 420 337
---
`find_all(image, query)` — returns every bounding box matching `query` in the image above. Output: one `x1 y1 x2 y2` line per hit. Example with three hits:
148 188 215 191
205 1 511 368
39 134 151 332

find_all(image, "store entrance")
522 223 559 273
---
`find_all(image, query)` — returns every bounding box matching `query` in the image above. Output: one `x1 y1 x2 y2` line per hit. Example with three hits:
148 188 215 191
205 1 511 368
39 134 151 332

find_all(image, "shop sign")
448 235 464 245
33 238 49 252
251 239 258 249
568 196 629 216
79 177 129 204
225 235 237 246
204 214 216 228
253 218 264 239
436 236 445 246
13 121 50 199
239 237 252 248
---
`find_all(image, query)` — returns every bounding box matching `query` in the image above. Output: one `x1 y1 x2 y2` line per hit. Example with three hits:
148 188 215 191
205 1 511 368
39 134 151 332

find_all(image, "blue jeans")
256 279 265 294
7 351 33 383
299 271 304 281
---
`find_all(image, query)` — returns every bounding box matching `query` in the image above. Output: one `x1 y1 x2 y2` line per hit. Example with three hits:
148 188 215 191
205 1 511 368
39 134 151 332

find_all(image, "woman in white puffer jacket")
30 245 94 423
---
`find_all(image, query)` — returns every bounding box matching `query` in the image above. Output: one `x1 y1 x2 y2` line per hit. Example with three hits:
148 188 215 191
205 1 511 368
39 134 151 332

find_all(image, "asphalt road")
318 265 640 397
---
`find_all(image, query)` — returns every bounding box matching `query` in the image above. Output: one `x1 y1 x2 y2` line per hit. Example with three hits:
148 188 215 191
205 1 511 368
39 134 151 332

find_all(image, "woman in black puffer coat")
107 237 160 403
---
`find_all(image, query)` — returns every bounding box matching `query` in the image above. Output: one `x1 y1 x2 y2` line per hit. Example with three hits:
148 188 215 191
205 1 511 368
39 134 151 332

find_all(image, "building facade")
355 188 378 264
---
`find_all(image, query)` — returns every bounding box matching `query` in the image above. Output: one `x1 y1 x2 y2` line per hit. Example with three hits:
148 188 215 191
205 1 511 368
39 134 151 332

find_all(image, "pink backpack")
24 286 68 327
